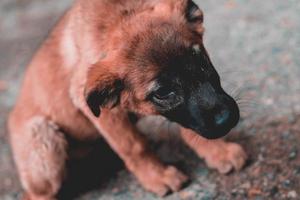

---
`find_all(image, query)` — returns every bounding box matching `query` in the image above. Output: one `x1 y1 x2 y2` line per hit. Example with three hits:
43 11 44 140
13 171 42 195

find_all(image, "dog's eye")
186 1 203 23
153 87 175 101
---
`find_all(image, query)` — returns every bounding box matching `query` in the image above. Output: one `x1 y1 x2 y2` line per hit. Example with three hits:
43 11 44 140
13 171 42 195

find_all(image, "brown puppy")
8 0 247 199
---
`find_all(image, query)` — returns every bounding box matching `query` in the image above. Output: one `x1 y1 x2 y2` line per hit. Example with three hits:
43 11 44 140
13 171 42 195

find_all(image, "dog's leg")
9 116 67 200
89 109 188 196
180 127 247 174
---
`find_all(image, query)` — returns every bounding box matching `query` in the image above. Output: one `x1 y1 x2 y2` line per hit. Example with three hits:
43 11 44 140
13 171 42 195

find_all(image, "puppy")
8 0 247 199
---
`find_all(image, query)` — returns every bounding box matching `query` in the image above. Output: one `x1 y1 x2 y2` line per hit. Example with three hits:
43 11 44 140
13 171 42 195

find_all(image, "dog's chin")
187 125 234 140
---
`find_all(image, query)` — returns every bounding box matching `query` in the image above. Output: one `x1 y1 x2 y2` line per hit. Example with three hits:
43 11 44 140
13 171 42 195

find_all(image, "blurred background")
0 0 300 199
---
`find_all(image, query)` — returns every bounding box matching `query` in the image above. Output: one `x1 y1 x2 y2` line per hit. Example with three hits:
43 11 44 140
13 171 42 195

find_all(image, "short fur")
8 0 247 199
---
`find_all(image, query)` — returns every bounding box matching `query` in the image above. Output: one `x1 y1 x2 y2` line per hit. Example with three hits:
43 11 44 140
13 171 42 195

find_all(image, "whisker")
236 99 258 104
238 102 259 109
223 81 237 90
238 102 259 113
219 68 248 76
221 80 254 101
239 106 256 112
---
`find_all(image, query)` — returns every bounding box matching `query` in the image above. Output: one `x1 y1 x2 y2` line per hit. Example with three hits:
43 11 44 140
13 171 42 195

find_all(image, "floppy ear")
84 67 124 117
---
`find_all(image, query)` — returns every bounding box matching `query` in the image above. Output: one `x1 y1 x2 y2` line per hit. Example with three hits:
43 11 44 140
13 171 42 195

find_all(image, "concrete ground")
0 0 300 199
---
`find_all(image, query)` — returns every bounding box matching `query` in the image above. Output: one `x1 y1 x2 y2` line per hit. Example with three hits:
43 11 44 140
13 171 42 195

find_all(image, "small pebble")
258 154 265 162
287 191 297 199
281 131 291 139
293 166 300 175
266 172 276 181
240 182 251 189
282 180 291 188
289 149 298 160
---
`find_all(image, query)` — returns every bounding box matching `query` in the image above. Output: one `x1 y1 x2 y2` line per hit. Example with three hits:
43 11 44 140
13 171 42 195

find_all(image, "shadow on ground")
0 0 300 199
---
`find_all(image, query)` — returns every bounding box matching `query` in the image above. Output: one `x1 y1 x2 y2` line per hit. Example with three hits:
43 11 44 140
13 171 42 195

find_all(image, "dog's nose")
214 109 230 127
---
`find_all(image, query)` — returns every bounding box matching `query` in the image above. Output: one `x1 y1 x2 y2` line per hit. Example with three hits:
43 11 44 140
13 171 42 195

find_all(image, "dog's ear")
84 67 124 117
186 1 203 23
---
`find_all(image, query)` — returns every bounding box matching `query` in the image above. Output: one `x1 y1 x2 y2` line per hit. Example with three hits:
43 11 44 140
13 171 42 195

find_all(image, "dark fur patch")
86 80 124 117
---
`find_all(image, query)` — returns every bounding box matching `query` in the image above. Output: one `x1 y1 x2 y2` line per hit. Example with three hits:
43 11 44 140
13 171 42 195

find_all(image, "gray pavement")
0 0 300 199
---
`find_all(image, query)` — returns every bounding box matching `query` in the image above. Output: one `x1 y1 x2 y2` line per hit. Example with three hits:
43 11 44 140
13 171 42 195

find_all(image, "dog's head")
84 0 239 139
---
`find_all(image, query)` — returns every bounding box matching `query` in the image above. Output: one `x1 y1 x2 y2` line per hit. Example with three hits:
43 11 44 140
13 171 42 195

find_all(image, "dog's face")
85 0 239 139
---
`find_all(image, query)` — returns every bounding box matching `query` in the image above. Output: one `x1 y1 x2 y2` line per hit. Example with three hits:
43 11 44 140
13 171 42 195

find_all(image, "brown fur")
8 0 247 199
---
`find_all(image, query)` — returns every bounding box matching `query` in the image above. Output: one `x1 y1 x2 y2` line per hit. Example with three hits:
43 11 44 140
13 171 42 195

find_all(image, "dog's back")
8 3 99 142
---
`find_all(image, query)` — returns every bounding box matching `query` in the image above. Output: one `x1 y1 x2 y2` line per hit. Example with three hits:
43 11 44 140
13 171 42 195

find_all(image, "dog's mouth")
186 110 240 139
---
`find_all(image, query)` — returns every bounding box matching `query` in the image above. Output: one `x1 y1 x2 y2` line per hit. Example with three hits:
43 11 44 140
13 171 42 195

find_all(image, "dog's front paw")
141 165 188 196
202 141 247 174
129 159 188 196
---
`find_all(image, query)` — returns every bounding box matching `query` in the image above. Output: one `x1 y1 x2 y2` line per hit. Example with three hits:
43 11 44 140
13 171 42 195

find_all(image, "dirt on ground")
0 0 300 200
214 116 300 200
